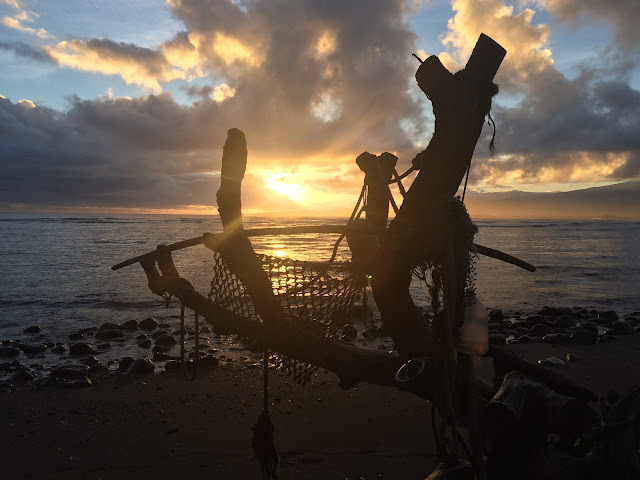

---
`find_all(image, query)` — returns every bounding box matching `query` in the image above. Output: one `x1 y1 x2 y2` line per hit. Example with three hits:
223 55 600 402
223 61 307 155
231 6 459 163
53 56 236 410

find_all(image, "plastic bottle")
457 294 489 356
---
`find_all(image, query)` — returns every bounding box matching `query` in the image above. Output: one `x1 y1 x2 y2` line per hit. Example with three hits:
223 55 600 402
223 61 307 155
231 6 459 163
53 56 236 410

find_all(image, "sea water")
0 213 638 344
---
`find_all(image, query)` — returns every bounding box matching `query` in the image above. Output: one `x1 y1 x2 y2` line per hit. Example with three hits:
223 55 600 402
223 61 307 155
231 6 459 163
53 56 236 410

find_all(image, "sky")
1 0 639 216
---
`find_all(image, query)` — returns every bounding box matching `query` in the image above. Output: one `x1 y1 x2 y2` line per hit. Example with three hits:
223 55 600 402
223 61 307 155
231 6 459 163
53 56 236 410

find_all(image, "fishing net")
208 252 367 384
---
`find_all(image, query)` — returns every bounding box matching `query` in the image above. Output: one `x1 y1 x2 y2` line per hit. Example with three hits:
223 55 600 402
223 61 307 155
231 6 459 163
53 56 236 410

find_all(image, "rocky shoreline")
1 305 638 393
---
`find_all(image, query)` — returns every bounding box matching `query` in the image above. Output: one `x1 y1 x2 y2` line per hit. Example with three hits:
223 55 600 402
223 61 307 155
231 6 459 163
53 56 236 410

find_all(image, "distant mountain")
464 181 640 219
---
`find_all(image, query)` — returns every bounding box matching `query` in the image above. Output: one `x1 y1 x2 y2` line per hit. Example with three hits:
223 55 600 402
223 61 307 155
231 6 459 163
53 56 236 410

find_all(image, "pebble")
51 345 66 353
50 364 90 379
553 315 575 329
164 360 181 372
199 355 220 368
121 319 138 331
566 353 583 363
488 334 506 345
69 342 93 355
127 358 155 374
581 322 598 335
64 377 92 388
158 323 171 329
139 317 158 330
152 330 165 339
155 334 178 348
95 342 111 350
489 309 504 322
69 331 84 341
87 365 108 378
542 333 571 344
598 311 618 322
525 314 547 325
611 321 636 335
0 346 21 357
538 356 565 367
98 322 121 331
531 324 553 337
138 339 152 348
95 329 124 340
118 357 135 372
11 369 36 382
80 356 100 367
341 324 357 339
23 325 42 334
517 335 539 344
152 345 170 355
571 329 597 345
22 343 47 354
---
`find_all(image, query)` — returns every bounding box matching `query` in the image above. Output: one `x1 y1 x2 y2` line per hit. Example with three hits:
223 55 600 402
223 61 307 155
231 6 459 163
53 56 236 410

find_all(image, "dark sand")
2 336 639 480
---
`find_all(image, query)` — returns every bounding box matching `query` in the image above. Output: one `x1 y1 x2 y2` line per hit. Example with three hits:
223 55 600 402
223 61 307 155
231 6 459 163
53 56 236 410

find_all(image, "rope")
180 302 200 381
328 182 367 262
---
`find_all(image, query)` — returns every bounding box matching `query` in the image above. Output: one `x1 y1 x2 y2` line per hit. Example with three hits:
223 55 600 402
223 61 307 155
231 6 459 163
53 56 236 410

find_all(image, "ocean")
0 213 638 367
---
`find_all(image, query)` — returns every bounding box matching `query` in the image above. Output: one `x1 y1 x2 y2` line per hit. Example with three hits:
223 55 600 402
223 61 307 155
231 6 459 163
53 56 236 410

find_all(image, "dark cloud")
0 40 54 63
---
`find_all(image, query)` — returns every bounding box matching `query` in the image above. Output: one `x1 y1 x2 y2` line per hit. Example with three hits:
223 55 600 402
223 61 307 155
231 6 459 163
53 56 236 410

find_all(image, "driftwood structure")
113 34 640 480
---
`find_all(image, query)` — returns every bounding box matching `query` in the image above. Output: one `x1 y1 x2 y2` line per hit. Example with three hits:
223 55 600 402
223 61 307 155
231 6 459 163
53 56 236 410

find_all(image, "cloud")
438 0 640 189
1 4 54 39
0 40 54 63
535 0 640 50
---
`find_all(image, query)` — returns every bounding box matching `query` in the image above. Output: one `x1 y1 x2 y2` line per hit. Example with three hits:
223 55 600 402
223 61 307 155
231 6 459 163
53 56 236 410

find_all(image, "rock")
165 360 181 371
199 355 219 368
139 317 158 330
531 324 553 337
566 353 583 363
127 358 155 374
542 333 571 344
64 377 92 388
154 352 180 361
121 319 138 331
571 329 597 344
95 342 111 350
554 315 575 329
488 334 506 345
611 320 636 335
598 311 618 322
525 314 548 325
517 335 539 344
11 370 35 382
69 342 93 355
138 339 152 348
152 330 165 339
95 329 124 340
135 334 148 341
489 309 504 322
51 364 90 379
375 325 388 338
69 331 84 340
200 325 211 333
362 326 379 339
155 334 177 348
51 345 66 354
514 327 531 336
538 357 565 367
98 322 121 332
89 364 109 375
0 346 21 357
341 324 357 339
152 345 170 355
158 323 171 329
22 343 47 354
581 322 598 335
538 306 570 318
118 357 135 372
23 325 42 334
625 316 639 324
80 356 100 367
34 376 59 388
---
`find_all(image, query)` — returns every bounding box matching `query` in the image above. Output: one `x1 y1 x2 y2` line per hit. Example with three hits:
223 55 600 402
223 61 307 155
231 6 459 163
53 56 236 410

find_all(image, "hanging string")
252 346 280 480
180 302 199 381
329 181 367 262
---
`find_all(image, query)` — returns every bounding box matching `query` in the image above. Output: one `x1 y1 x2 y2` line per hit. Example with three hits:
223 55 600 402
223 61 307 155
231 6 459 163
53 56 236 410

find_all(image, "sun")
264 174 307 203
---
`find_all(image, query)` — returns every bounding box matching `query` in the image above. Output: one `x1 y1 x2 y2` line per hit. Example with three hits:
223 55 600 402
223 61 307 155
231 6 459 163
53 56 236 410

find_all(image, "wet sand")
2 336 639 480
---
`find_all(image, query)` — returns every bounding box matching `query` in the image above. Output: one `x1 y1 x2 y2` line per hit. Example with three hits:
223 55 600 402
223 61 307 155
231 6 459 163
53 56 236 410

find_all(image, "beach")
2 334 639 480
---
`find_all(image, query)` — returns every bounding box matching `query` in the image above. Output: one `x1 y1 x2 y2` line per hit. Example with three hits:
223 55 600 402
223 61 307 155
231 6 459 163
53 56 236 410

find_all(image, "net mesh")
208 252 366 384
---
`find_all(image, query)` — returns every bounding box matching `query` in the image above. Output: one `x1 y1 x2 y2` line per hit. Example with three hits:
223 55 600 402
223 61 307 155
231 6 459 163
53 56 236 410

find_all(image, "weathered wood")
371 34 506 359
489 346 598 402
